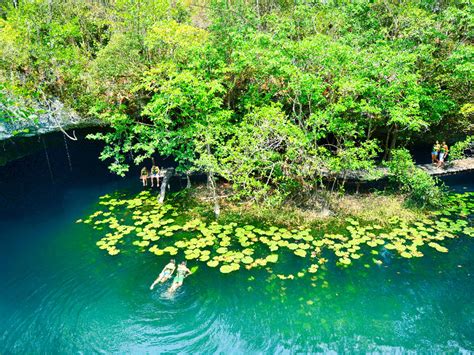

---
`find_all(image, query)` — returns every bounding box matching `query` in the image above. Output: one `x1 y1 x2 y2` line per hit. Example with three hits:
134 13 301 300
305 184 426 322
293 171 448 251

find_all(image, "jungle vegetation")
1 0 473 209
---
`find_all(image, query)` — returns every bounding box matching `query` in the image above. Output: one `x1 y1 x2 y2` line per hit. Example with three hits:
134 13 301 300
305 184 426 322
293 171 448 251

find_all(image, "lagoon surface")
1 134 474 353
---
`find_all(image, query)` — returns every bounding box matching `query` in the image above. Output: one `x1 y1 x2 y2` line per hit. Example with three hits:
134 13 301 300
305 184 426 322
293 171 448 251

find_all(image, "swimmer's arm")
150 269 166 289
150 278 159 290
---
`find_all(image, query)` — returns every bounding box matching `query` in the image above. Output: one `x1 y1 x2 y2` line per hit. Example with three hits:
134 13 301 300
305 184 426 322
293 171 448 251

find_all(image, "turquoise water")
1 137 474 353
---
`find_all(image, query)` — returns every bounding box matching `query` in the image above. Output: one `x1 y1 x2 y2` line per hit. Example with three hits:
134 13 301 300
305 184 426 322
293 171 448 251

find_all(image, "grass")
332 193 427 225
178 183 429 229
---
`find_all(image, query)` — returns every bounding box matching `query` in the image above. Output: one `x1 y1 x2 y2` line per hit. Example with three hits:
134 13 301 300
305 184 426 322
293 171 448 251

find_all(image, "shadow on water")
0 130 119 217
0 129 185 218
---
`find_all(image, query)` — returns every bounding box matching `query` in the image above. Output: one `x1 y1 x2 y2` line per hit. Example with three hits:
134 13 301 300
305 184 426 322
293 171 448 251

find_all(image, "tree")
1 0 472 207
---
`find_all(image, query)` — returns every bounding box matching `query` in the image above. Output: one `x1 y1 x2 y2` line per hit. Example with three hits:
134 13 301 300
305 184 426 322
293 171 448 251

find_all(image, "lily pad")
294 249 307 258
207 260 219 267
242 256 254 264
220 265 235 274
266 254 279 263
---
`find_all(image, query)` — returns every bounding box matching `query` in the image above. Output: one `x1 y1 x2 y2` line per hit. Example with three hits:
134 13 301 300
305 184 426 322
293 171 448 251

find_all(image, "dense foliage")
386 148 443 207
1 0 472 204
449 135 473 160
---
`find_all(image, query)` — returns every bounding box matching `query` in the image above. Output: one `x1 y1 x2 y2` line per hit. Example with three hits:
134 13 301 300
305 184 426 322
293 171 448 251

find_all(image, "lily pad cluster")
77 191 473 279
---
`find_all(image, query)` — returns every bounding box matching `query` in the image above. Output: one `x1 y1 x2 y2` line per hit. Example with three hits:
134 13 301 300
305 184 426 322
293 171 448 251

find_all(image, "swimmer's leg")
168 281 182 294
160 274 171 283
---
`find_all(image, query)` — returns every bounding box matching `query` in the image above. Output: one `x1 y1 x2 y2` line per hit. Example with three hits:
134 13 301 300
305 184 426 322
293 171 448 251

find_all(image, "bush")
449 136 473 161
385 149 444 207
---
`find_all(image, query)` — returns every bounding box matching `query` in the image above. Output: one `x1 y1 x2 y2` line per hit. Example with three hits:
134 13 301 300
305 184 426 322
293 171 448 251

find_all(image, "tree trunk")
158 168 174 204
383 125 393 161
186 172 191 189
387 125 399 160
207 171 220 219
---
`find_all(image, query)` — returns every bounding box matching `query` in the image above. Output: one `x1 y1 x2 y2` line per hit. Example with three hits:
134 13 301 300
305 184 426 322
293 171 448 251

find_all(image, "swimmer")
150 259 176 290
167 261 192 293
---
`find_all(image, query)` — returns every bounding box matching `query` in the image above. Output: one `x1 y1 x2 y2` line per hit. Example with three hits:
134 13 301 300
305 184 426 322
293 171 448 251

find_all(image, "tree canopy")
1 0 472 204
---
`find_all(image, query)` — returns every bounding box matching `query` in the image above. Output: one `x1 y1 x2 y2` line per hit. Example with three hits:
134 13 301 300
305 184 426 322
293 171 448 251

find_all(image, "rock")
319 207 333 217
0 98 103 140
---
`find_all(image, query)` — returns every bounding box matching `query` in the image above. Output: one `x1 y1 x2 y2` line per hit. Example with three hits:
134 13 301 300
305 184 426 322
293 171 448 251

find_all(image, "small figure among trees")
140 167 149 187
432 141 440 164
437 142 449 168
150 164 160 187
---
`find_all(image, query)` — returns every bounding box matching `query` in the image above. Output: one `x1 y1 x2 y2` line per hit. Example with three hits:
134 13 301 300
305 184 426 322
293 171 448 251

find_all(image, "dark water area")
0 130 187 218
1 131 474 353
1 130 116 217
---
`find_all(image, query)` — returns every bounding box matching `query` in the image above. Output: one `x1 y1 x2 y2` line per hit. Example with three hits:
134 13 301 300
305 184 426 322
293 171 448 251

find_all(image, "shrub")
385 149 444 207
449 136 473 161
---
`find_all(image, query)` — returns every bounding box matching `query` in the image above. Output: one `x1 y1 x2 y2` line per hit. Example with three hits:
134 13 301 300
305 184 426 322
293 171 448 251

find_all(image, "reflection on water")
0 133 473 352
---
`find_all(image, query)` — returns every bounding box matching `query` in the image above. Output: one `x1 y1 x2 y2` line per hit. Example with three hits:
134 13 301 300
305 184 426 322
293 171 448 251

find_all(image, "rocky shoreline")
0 99 102 141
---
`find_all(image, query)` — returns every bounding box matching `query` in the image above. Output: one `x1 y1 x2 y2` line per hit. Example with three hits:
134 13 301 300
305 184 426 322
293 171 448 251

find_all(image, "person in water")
140 167 149 187
150 165 160 187
437 141 449 168
432 140 440 164
168 261 192 293
150 259 176 290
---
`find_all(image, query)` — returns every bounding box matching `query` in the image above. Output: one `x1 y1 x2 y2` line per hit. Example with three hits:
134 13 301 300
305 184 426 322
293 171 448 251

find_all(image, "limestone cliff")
0 99 102 141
